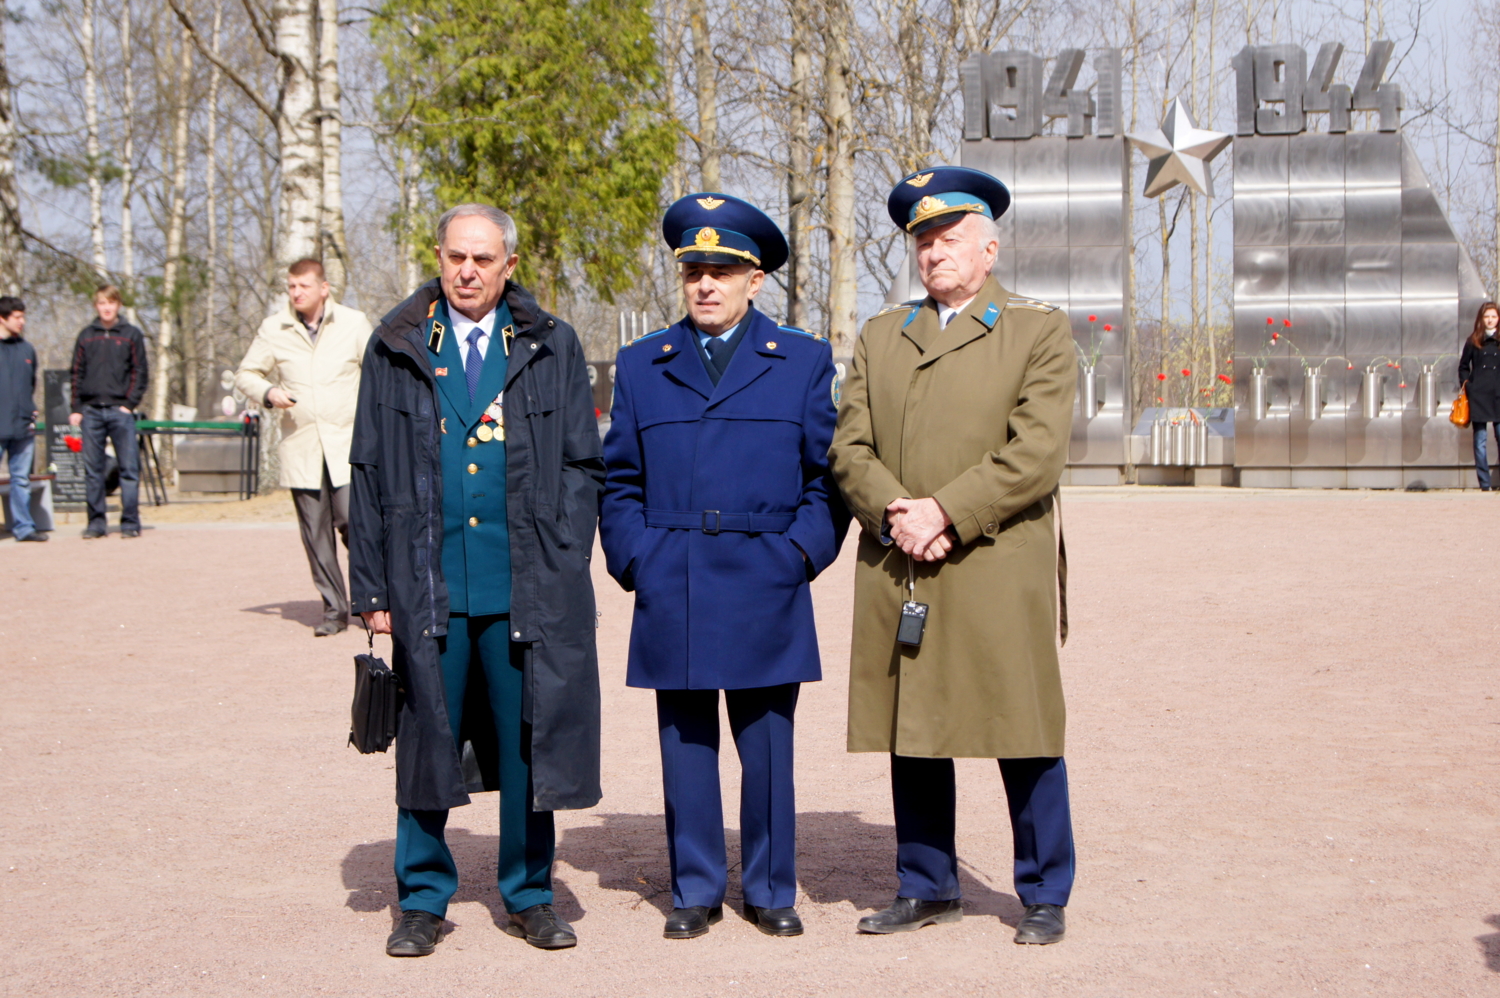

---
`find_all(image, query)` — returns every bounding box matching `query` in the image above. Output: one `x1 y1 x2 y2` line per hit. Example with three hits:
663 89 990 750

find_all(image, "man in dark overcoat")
349 203 605 957
599 193 845 939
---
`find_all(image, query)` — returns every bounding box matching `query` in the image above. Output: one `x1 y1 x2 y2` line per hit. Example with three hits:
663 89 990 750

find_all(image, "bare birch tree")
0 0 20 296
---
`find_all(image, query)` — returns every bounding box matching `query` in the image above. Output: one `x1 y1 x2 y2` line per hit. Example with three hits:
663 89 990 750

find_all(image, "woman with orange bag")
1458 301 1500 489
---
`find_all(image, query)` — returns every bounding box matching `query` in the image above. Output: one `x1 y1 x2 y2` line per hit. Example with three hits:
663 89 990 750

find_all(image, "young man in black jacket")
0 296 45 541
68 285 149 538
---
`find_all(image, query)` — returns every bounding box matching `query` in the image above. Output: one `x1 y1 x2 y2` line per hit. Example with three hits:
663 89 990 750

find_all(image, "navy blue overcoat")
600 307 846 690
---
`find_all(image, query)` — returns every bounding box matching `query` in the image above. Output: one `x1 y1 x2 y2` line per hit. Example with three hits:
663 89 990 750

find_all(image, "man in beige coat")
829 167 1076 945
236 259 372 636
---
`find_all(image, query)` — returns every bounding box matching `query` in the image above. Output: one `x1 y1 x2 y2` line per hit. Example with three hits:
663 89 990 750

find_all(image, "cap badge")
695 227 721 249
907 172 934 188
662 343 673 352
696 196 726 210
766 341 777 350
917 195 945 214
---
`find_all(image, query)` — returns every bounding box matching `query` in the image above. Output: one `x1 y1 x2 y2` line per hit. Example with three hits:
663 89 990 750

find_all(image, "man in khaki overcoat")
236 259 372 635
829 166 1077 945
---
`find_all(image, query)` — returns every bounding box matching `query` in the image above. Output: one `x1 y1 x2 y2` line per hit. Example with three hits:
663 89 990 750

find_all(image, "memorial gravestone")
43 369 86 510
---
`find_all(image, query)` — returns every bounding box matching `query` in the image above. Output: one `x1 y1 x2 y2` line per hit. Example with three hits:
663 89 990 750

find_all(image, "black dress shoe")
121 527 141 538
663 904 722 939
81 528 106 539
313 618 348 637
1013 903 1065 944
386 909 443 957
505 903 577 949
856 896 963 934
743 903 803 936
16 532 48 542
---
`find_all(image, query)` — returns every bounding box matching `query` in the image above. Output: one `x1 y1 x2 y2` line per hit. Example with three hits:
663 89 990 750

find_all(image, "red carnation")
1103 324 1113 331
65 436 82 453
1218 374 1232 383
1088 314 1097 322
1272 332 1279 341
1266 317 1274 325
1181 368 1191 377
1346 364 1354 369
1156 373 1167 381
1284 319 1292 327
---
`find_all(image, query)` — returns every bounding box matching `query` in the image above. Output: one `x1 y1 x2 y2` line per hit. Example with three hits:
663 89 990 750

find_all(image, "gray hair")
970 212 1002 246
436 203 519 257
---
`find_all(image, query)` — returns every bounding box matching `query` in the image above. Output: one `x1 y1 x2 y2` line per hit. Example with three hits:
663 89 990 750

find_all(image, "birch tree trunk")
0 0 21 296
1188 0 1201 401
203 0 222 404
1494 64 1500 293
317 0 347 297
786 0 812 329
822 0 858 355
151 28 193 421
398 146 422 295
81 0 107 278
688 0 718 190
275 0 324 270
119 0 139 326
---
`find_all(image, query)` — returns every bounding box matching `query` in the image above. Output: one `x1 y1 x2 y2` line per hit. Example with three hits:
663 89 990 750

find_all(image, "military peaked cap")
886 165 1012 235
663 192 789 274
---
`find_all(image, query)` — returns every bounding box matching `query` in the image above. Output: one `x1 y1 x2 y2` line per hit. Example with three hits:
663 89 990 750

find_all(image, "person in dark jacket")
599 194 846 940
1458 301 1500 490
68 285 149 537
349 203 605 958
0 296 45 541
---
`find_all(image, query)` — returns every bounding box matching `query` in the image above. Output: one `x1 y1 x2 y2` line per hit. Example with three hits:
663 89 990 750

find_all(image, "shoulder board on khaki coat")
871 299 923 320
1006 296 1060 313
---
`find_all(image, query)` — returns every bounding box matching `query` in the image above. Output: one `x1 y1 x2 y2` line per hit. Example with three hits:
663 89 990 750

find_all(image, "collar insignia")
435 367 448 376
695 227 721 249
696 196 726 210
907 172 934 188
426 301 438 319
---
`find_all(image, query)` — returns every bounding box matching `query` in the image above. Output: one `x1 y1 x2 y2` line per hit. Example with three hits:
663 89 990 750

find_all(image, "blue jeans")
1 434 35 538
1475 423 1497 489
82 406 140 531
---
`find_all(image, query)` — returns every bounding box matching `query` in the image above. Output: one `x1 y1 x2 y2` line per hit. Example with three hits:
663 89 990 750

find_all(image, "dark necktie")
465 327 485 402
705 336 730 379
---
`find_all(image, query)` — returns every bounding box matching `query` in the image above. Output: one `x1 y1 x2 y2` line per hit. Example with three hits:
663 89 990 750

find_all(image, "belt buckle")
702 510 721 535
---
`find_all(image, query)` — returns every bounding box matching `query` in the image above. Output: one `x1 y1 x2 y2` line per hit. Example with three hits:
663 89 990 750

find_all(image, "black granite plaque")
43 369 87 508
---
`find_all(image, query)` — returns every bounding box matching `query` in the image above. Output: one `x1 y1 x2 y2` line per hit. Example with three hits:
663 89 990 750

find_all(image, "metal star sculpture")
1127 98 1233 198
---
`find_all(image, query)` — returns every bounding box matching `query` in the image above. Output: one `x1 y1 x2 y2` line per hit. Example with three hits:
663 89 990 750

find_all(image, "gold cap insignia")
696 196 726 210
917 195 944 214
766 341 777 350
906 172 935 188
695 227 721 249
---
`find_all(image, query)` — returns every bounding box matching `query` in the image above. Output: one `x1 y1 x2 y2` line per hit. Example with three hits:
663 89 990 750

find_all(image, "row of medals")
477 395 504 442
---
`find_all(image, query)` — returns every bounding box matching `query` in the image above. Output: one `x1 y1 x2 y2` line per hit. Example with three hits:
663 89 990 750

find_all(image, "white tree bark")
274 0 324 271
688 0 718 190
316 0 347 297
398 145 421 295
119 0 139 325
822 0 858 354
786 0 812 329
151 28 193 421
81 0 107 278
201 0 224 409
0 0 22 296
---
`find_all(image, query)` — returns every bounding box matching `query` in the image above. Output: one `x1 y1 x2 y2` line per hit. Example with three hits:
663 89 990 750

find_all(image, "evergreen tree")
376 0 676 304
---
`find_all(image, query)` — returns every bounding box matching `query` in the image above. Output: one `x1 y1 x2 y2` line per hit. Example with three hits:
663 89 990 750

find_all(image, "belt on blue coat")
642 509 797 535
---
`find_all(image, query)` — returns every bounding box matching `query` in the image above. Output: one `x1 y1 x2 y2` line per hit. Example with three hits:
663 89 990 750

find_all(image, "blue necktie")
465 327 485 402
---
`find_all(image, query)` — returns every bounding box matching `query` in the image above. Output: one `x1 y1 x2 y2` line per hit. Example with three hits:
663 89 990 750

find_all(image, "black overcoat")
348 279 605 813
1459 336 1500 424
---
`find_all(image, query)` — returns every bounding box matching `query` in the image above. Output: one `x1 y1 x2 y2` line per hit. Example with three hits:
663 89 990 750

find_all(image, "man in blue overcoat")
600 194 846 939
349 203 604 957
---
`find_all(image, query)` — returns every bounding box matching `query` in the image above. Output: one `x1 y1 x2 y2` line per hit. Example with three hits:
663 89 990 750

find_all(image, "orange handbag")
1452 384 1470 427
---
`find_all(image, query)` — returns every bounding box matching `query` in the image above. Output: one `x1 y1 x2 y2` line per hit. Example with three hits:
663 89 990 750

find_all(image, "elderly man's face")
682 262 764 335
914 213 998 305
436 215 520 321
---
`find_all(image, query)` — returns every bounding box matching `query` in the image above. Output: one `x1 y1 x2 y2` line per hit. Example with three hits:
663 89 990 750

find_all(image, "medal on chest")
477 390 504 442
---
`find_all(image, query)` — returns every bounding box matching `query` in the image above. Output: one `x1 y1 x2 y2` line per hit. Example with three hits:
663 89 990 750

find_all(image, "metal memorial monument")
1231 40 1487 488
956 49 1131 485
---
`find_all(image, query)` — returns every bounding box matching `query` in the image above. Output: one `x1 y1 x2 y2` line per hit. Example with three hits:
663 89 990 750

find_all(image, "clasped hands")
885 496 954 562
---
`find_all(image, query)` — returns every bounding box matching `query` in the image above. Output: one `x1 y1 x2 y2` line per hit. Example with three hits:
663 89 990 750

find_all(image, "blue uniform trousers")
891 754 1075 908
395 614 555 917
656 683 800 910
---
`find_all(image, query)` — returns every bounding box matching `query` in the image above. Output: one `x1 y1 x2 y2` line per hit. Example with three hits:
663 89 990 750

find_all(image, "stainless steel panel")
1012 138 1069 246
1287 301 1345 359
1236 195 1291 246
1401 188 1452 244
1234 246 1289 304
984 51 1043 139
1288 133 1344 186
963 140 1016 247
1344 132 1401 244
1344 243 1402 359
1067 247 1123 315
1014 247 1069 303
961 56 986 139
1067 139 1125 245
990 248 1017 290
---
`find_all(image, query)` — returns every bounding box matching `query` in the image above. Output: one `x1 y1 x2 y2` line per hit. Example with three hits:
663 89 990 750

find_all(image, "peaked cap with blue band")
663 192 789 274
886 166 1012 235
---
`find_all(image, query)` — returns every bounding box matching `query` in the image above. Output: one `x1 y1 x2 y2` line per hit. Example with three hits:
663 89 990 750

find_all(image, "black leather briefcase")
350 632 402 754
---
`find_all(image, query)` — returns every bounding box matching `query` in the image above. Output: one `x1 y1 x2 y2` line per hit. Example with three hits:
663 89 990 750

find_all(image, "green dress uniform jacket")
429 298 513 615
828 276 1076 759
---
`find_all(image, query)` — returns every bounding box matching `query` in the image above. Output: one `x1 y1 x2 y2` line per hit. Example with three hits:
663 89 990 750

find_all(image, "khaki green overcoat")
829 276 1075 759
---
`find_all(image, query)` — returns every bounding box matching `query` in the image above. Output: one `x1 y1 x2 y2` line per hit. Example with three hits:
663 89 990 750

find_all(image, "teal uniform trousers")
395 299 554 917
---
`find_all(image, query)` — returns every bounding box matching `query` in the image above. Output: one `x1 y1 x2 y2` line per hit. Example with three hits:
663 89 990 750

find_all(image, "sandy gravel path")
2 487 1496 996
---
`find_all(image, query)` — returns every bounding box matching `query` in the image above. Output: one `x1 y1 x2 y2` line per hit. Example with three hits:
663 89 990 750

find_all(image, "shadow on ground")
341 810 1022 929
1478 915 1500 971
241 600 325 627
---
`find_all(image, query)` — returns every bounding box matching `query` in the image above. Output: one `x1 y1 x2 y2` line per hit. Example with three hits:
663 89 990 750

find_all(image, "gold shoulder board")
1007 297 1059 313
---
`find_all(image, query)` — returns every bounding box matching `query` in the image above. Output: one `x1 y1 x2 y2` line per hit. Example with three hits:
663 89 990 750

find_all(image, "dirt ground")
2 487 1496 997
